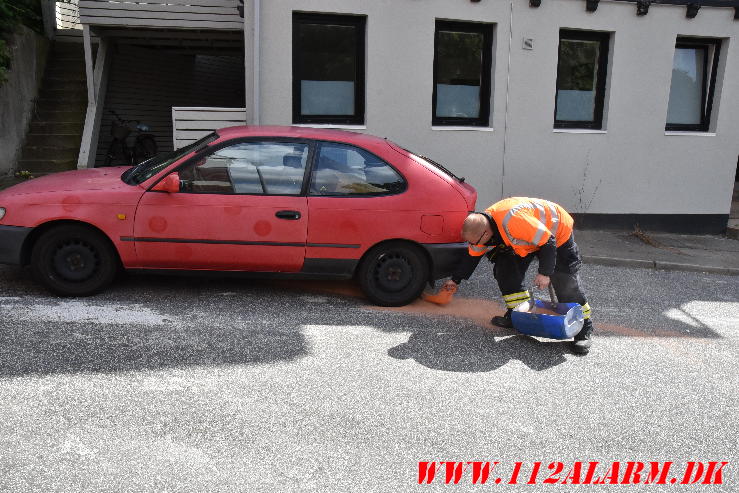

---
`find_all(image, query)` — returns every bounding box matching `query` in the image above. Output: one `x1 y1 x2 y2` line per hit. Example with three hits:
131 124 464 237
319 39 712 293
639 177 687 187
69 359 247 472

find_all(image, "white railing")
172 107 246 148
79 0 243 30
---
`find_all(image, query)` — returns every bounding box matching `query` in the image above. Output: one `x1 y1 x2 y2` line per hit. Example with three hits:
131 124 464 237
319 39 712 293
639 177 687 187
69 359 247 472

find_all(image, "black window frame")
554 29 610 130
665 37 722 132
292 13 366 125
432 20 494 127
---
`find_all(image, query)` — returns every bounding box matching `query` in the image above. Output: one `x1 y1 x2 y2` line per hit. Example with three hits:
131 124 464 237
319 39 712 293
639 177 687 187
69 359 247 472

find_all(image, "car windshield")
402 148 465 183
121 132 219 185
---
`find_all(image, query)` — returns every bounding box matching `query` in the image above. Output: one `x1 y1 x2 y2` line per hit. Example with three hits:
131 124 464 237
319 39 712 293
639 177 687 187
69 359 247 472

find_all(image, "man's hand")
442 280 459 292
534 274 550 290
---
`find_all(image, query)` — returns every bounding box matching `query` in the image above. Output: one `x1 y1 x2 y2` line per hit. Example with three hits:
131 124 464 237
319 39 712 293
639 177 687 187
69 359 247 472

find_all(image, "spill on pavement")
265 280 695 341
370 297 510 331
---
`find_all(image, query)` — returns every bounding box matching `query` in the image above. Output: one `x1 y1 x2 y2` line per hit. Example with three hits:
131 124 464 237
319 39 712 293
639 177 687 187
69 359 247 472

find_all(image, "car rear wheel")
30 225 118 296
358 241 429 306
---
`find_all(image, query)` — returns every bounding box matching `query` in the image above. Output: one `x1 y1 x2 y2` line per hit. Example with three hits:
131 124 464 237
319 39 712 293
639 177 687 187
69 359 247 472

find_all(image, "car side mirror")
152 172 180 193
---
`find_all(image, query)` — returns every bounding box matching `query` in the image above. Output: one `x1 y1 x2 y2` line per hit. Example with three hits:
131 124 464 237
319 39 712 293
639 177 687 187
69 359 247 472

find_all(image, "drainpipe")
501 0 514 199
253 0 260 125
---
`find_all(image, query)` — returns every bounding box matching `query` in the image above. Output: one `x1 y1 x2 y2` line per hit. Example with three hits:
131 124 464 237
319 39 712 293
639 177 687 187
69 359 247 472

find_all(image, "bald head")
461 213 492 244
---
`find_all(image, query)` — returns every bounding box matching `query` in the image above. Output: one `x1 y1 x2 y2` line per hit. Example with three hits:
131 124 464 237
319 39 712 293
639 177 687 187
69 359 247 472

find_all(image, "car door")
306 141 409 261
133 139 310 271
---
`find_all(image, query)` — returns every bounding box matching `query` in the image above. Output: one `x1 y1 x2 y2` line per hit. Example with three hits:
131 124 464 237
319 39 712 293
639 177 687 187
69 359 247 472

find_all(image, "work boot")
572 319 594 355
491 309 513 328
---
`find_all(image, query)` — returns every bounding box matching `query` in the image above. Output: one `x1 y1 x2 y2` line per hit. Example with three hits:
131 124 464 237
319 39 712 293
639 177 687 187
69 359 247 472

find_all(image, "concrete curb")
582 255 739 276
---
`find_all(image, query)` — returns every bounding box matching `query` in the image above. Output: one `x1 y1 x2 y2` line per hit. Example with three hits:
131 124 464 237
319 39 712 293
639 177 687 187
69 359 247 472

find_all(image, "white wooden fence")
79 0 243 30
172 107 246 148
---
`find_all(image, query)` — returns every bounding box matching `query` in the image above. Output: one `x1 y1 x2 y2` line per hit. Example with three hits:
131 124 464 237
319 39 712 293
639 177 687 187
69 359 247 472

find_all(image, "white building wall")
504 0 738 215
258 0 508 205
255 0 739 218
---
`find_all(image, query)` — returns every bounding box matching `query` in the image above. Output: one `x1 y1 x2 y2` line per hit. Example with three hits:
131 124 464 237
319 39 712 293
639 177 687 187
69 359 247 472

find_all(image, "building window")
666 38 721 132
293 13 365 125
554 30 610 129
432 21 493 127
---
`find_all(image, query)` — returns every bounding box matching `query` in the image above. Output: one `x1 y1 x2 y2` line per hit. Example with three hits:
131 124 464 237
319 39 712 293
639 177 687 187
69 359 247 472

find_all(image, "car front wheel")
358 241 429 307
30 225 118 296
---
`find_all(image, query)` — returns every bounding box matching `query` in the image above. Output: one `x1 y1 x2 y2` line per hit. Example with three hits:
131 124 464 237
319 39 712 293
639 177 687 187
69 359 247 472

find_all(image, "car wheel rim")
374 252 413 293
52 240 99 282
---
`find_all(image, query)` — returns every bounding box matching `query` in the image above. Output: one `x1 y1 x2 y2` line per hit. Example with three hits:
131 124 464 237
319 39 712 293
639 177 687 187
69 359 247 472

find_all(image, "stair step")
52 42 85 54
36 99 87 112
40 79 86 91
21 146 79 160
47 55 85 63
38 89 87 101
45 67 86 77
45 71 86 81
44 67 86 80
36 97 87 111
44 63 85 74
34 109 87 122
16 159 78 173
30 121 85 134
25 133 83 148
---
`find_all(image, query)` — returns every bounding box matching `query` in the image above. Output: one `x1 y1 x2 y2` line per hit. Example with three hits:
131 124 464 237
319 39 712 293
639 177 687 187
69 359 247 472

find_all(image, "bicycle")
103 110 158 166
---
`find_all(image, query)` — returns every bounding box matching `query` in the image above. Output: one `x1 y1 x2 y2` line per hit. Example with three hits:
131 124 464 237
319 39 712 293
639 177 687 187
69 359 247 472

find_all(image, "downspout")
500 0 514 198
253 0 260 125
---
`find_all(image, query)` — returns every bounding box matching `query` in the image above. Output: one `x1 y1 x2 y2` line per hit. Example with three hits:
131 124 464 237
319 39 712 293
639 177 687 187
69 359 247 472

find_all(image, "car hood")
0 167 133 197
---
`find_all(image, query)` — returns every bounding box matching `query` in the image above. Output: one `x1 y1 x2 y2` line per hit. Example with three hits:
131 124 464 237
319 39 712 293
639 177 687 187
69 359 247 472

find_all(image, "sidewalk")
576 228 739 276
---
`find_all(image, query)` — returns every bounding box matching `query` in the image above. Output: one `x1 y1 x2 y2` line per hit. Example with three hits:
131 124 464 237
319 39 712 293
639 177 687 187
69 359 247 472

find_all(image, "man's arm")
536 235 557 276
450 253 484 284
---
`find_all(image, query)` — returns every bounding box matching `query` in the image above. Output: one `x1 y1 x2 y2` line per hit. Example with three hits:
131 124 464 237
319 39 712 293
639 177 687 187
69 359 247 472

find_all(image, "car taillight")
0 207 5 220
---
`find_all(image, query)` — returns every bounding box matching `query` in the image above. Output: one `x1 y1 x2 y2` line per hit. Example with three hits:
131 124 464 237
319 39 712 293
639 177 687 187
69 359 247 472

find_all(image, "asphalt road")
0 262 737 492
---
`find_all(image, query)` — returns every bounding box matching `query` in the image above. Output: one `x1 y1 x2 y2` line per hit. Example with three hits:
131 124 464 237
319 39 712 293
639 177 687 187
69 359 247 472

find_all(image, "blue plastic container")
510 299 584 340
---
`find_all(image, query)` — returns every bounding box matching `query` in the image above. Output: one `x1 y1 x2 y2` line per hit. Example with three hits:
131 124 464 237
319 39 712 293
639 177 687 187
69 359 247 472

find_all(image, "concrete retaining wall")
0 26 49 177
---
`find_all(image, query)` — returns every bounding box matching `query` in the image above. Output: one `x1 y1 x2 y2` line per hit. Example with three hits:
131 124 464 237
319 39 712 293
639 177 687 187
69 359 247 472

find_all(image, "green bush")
0 0 43 84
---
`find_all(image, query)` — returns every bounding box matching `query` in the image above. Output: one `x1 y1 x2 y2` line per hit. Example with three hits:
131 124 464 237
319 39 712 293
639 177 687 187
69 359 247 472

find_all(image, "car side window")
309 143 405 196
178 141 309 195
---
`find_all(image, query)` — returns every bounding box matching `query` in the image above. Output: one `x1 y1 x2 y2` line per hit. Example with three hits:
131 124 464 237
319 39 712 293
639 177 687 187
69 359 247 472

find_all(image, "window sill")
552 129 607 134
665 131 716 137
431 126 494 132
293 123 367 130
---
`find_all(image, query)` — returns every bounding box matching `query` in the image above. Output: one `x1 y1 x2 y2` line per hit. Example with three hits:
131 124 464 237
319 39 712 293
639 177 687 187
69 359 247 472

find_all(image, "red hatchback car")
0 126 476 306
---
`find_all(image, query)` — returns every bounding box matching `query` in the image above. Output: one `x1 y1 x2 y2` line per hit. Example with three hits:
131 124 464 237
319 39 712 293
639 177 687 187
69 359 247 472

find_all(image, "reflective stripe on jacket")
484 197 574 258
467 243 495 257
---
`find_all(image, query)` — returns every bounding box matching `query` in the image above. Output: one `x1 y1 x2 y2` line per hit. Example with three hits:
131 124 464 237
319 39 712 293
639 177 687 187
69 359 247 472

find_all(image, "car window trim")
149 137 317 197
307 140 408 198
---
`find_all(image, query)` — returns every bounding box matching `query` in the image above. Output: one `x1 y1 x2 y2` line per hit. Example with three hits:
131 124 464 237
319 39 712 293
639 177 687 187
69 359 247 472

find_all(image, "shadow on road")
388 328 572 372
0 267 731 379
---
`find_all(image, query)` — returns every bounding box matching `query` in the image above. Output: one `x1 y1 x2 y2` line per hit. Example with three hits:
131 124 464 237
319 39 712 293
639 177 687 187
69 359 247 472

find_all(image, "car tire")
30 225 119 296
358 241 429 307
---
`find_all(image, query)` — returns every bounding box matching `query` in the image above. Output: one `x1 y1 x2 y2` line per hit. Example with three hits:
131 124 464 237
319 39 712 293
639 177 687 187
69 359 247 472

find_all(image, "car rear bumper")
422 242 468 280
0 225 32 265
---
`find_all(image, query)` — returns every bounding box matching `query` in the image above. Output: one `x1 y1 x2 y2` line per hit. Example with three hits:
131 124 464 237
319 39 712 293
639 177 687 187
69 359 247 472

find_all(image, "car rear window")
388 142 465 183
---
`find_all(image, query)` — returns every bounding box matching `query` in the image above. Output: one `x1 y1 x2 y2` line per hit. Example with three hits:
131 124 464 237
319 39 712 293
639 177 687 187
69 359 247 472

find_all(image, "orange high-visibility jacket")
470 197 574 258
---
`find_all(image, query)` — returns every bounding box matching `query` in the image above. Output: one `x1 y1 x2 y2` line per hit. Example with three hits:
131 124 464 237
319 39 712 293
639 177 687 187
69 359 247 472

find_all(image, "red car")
0 126 476 306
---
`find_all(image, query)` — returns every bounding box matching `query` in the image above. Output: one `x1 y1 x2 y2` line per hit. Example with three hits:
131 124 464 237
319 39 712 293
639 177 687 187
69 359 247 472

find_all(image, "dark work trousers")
493 235 589 307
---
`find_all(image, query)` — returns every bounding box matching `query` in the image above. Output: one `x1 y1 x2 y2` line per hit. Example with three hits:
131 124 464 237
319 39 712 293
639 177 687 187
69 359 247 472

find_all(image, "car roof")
215 125 391 147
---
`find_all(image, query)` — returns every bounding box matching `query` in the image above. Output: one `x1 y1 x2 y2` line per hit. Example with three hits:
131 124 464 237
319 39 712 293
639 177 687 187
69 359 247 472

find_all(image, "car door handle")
275 210 301 220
